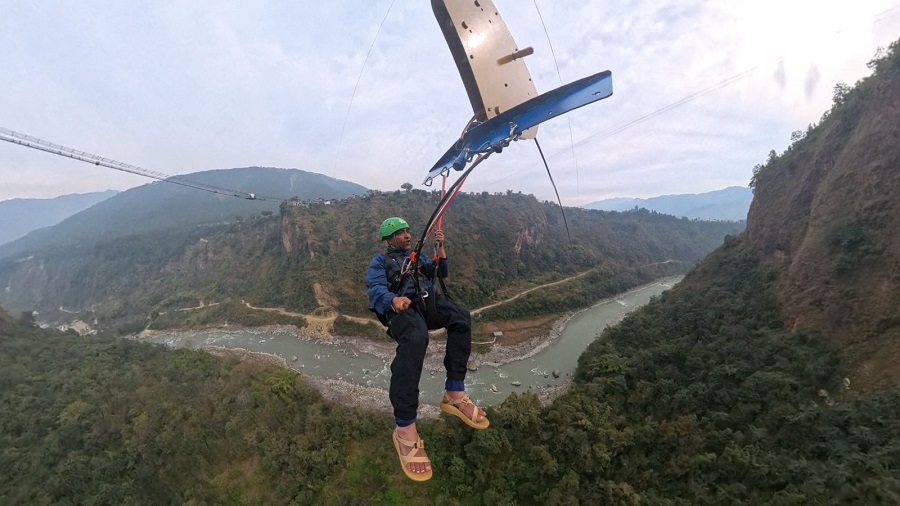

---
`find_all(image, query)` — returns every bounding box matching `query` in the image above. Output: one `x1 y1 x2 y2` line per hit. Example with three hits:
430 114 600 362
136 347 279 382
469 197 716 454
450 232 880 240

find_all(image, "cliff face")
745 42 900 391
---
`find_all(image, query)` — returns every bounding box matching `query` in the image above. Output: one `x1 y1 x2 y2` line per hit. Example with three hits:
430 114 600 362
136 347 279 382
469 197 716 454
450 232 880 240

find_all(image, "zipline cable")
0 127 282 201
332 0 397 177
532 0 581 202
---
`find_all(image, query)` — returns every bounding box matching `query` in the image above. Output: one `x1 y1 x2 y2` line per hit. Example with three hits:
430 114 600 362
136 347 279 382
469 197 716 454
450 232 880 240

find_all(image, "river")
140 276 680 407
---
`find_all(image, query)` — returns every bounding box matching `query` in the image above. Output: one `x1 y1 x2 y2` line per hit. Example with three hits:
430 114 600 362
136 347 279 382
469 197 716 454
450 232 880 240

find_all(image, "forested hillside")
3 238 898 504
0 189 740 332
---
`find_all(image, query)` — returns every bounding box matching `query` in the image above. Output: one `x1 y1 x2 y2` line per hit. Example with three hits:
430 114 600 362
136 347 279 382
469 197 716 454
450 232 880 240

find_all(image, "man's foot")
440 391 489 429
393 424 432 481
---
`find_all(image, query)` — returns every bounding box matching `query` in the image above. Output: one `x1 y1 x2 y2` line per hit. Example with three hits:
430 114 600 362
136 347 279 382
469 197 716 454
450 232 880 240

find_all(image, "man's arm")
434 230 449 277
366 253 413 313
366 254 395 314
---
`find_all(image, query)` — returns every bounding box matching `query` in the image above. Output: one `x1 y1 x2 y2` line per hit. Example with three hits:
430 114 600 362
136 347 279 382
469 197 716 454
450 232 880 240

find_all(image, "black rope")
534 138 571 243
533 0 581 201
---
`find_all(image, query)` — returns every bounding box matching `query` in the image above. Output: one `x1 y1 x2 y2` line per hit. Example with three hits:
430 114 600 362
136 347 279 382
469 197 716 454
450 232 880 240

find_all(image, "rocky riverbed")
140 314 574 419
138 277 678 418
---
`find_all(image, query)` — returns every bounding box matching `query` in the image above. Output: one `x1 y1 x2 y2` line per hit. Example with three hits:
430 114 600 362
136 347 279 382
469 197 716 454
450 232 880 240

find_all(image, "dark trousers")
387 294 471 421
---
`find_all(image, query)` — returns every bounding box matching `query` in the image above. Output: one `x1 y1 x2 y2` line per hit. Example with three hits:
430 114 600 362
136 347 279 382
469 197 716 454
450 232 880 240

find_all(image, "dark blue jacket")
366 246 449 314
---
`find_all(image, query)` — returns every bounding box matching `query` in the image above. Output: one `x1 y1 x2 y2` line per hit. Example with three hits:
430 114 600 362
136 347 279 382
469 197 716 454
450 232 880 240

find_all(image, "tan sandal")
392 428 433 481
440 393 489 429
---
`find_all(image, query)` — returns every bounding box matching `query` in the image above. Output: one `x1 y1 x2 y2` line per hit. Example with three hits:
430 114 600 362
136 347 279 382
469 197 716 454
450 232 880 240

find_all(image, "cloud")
1 0 898 205
804 64 822 100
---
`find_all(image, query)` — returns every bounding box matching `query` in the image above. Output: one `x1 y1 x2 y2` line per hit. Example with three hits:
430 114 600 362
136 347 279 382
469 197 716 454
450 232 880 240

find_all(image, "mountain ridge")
0 190 118 247
0 167 367 259
585 186 752 221
0 189 742 332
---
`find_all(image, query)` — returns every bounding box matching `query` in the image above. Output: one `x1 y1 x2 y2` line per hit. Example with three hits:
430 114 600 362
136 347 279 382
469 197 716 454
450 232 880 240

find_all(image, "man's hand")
434 229 444 248
392 296 412 312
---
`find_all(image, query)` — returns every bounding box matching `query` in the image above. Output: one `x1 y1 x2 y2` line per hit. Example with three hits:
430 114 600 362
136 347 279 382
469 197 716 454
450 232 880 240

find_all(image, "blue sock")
445 378 465 392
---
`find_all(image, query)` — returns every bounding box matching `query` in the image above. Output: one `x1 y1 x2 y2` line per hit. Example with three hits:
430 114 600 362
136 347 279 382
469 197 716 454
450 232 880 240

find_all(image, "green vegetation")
0 167 367 260
149 299 307 331
3 233 898 504
476 261 684 322
0 317 395 505
826 216 882 274
332 315 387 340
425 238 900 503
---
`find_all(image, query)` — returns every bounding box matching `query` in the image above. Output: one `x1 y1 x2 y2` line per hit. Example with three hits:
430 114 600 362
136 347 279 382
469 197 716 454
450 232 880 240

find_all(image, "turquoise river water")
141 277 680 406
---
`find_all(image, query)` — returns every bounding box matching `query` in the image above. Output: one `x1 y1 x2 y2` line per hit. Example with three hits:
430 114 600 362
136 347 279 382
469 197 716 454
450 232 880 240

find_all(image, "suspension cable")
0 127 282 201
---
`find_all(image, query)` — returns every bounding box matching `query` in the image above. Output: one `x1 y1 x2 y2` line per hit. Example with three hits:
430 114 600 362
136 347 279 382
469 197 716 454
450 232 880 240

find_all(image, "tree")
749 164 763 188
867 46 888 72
400 182 413 192
832 82 851 108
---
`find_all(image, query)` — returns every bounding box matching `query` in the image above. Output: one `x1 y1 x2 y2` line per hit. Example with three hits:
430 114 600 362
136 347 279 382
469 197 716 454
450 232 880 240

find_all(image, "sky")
1 1 898 206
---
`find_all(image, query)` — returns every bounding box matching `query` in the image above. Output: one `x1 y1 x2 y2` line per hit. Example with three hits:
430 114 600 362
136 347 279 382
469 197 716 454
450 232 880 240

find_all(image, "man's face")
389 228 412 251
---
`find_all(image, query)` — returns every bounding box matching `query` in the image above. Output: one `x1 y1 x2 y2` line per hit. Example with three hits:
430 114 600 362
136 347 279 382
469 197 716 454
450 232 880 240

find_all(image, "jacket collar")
386 245 409 256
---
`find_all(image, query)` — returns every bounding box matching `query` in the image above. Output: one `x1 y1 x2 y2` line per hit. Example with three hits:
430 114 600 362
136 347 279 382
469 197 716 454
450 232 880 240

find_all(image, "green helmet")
379 217 409 240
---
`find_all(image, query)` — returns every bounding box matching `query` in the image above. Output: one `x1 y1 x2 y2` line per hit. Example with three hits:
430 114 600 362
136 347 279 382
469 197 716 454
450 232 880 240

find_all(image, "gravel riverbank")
139 315 573 419
138 277 677 418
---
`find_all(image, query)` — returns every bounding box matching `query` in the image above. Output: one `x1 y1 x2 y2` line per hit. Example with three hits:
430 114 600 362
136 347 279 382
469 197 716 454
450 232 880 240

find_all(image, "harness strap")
431 249 451 299
375 251 433 326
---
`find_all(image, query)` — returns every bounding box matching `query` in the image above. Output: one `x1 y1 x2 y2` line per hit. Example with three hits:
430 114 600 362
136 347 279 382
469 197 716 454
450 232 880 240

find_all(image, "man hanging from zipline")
366 216 488 481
